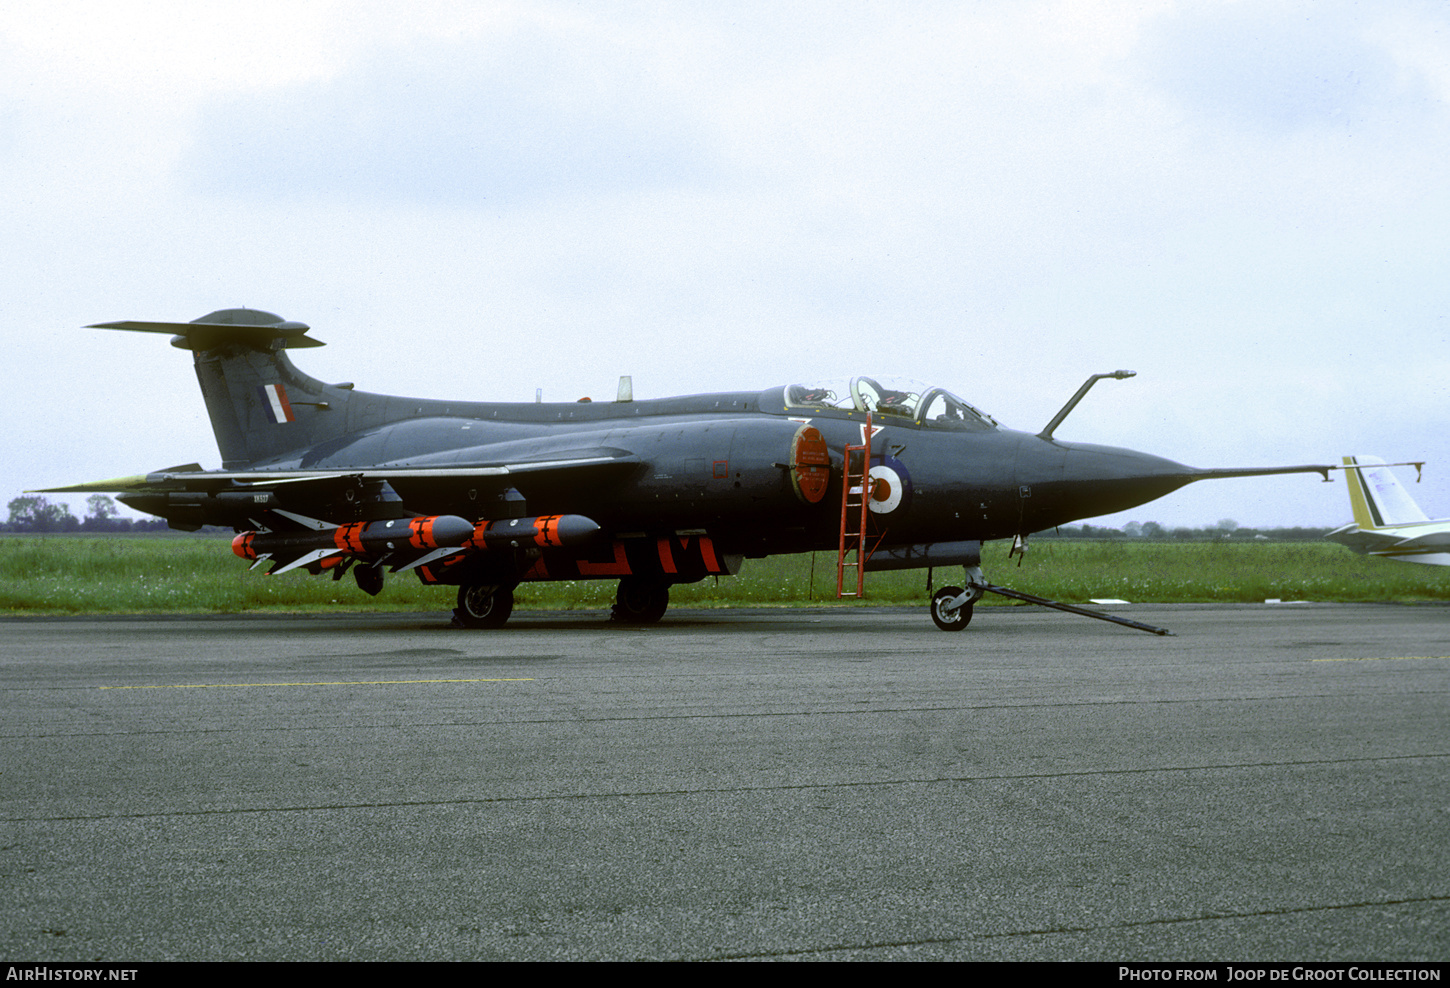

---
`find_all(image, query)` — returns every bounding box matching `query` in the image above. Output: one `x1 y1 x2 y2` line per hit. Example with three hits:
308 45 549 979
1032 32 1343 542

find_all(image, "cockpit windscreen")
784 377 999 432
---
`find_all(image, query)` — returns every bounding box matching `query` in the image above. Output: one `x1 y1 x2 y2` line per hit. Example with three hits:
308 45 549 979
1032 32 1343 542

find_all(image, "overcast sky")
4 0 1447 531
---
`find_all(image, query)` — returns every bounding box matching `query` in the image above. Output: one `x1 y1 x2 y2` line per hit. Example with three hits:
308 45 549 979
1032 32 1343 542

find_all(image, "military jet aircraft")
1325 456 1448 566
38 308 1333 631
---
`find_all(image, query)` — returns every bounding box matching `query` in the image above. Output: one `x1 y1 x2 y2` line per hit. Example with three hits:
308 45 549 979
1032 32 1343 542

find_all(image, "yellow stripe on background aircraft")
1325 455 1450 566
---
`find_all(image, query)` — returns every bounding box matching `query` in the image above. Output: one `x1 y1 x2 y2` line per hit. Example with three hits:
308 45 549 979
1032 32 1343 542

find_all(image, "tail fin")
1342 455 1430 529
90 309 356 469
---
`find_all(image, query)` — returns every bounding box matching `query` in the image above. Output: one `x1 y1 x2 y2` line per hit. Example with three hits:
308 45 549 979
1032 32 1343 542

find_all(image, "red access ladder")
836 415 875 598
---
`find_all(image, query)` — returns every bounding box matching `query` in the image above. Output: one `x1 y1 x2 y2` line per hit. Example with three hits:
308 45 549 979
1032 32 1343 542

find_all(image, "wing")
1324 524 1406 555
1391 530 1450 551
34 448 639 493
1325 522 1450 556
33 448 641 530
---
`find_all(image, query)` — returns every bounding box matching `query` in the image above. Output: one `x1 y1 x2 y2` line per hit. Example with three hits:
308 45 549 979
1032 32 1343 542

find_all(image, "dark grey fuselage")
235 378 1198 557
78 310 1325 596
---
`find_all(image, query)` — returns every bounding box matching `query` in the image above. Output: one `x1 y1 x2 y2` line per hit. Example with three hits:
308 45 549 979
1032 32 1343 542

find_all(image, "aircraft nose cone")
1070 443 1196 507
1020 440 1198 525
1063 443 1192 483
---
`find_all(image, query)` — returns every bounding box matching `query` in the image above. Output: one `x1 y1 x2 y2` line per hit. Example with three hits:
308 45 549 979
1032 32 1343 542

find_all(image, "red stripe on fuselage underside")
577 542 631 576
698 536 722 573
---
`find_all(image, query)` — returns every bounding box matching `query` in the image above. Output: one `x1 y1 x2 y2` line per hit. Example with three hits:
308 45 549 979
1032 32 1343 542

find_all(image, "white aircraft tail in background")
1325 456 1450 566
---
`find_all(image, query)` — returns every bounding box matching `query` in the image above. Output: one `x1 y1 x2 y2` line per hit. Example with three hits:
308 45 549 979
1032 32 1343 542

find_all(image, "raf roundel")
867 457 910 515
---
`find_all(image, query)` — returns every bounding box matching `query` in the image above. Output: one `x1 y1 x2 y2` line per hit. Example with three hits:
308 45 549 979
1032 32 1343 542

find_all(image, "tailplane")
91 309 356 469
1341 455 1429 530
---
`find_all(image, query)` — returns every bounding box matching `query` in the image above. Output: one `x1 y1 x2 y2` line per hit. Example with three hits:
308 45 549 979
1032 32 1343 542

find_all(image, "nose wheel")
930 586 973 631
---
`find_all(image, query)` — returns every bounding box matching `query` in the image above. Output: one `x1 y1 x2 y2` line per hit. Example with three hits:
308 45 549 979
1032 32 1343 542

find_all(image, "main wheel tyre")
930 585 973 631
612 577 669 624
454 584 514 629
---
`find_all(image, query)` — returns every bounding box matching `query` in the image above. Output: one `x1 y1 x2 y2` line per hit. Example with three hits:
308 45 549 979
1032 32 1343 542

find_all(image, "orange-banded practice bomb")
232 514 476 561
466 514 601 550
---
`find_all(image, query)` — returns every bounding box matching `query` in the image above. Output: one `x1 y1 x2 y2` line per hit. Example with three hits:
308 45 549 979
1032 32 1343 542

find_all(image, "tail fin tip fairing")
89 308 324 351
89 309 345 469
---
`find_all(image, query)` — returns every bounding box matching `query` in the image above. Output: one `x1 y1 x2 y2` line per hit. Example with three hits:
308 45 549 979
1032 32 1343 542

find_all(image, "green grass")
0 536 1445 616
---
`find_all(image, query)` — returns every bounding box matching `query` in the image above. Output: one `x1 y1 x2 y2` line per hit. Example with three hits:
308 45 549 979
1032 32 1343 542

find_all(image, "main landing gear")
611 576 670 624
454 583 515 629
452 577 672 629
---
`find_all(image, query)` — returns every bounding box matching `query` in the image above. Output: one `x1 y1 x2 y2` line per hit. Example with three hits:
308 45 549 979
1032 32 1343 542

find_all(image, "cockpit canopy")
784 376 1000 432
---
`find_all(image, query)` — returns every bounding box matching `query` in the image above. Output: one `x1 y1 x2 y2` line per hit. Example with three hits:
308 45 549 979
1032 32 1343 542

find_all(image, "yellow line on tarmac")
1311 656 1449 662
100 678 535 689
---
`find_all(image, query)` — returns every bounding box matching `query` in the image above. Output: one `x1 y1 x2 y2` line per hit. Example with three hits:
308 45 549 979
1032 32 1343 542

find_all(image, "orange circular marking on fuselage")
790 424 831 504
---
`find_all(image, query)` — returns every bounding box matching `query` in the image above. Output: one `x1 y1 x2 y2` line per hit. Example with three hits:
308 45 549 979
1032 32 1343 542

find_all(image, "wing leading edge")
34 448 640 494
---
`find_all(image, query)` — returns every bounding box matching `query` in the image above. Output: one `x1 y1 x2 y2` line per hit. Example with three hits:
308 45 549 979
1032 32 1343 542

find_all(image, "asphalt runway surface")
2 602 1447 962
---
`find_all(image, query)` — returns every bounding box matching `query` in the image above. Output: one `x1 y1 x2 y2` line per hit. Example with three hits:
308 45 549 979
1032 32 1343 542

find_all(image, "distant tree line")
3 495 168 533
1037 519 1333 541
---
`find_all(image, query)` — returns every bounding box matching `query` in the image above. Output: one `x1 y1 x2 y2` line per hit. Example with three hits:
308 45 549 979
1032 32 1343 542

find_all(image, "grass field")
1 535 1446 616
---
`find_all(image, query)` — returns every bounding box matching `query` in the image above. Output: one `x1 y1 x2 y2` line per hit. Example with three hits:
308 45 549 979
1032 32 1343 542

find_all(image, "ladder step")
836 415 875 600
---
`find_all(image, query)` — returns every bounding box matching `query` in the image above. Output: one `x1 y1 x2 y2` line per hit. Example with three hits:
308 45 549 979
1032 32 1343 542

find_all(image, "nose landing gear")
930 586 973 631
929 562 985 631
926 557 1172 634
